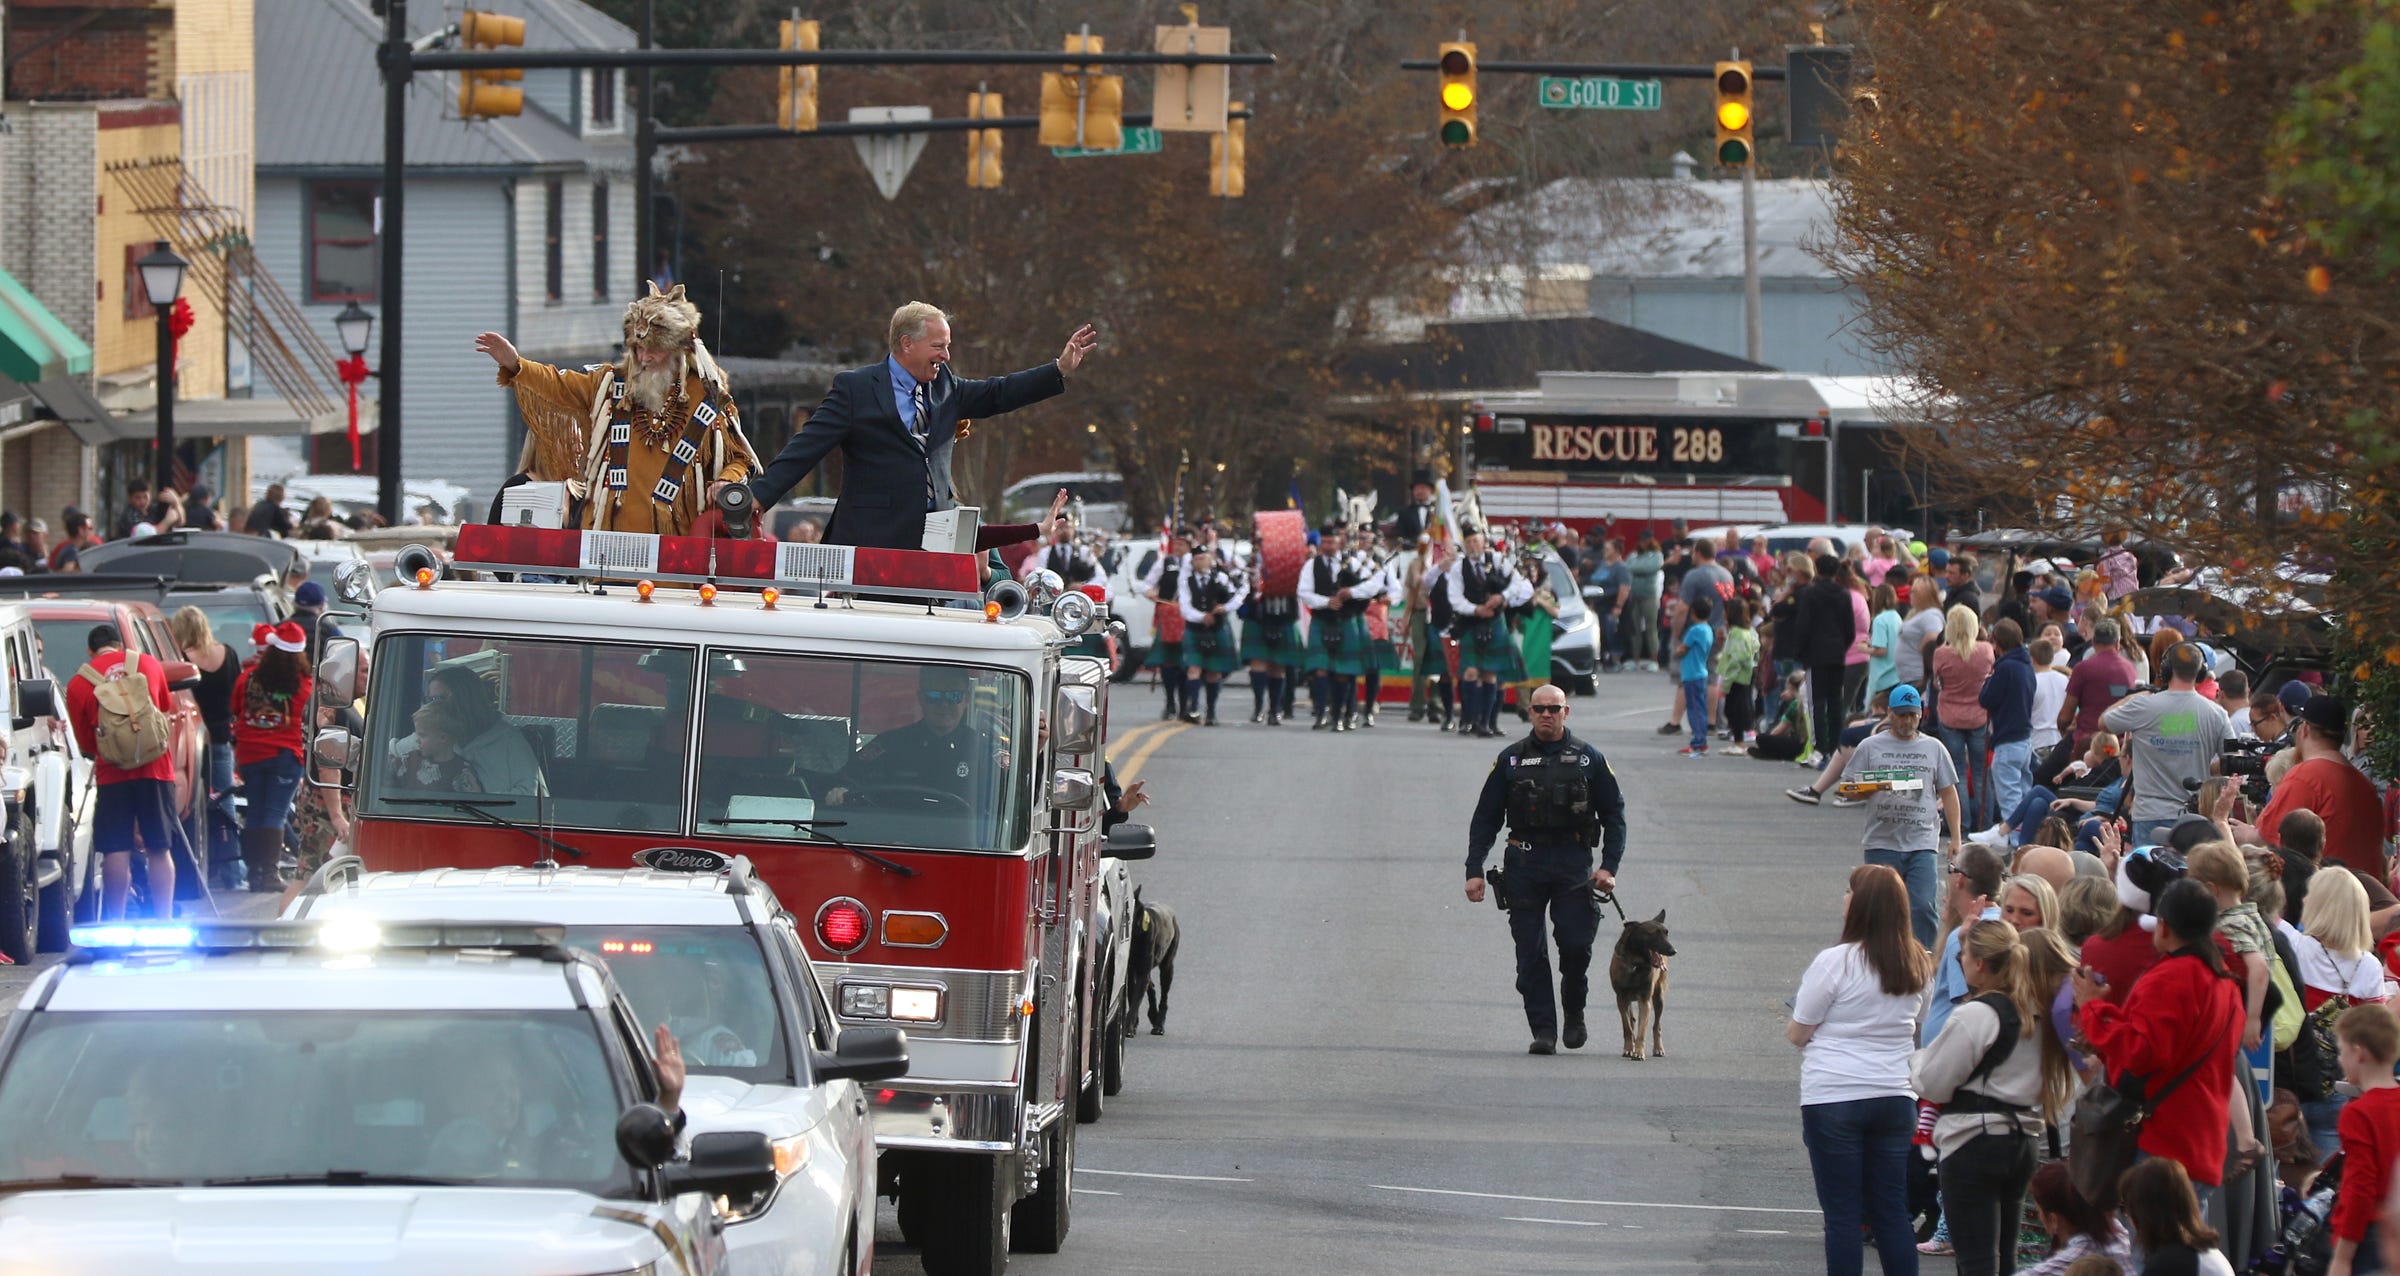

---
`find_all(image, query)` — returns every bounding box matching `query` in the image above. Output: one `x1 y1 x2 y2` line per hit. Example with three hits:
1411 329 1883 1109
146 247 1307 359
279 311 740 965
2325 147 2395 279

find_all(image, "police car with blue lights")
282 849 905 1276
0 917 888 1276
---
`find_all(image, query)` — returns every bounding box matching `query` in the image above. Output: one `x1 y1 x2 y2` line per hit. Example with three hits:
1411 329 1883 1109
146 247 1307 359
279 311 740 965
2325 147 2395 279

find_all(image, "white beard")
625 358 681 415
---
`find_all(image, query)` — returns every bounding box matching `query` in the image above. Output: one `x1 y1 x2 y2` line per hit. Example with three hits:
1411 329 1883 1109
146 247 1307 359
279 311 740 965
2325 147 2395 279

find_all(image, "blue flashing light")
69 923 196 950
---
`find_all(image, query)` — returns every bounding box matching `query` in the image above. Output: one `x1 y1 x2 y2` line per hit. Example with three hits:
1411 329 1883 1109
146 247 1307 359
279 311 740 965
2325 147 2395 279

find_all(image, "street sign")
850 106 931 201
1052 126 1163 158
1538 76 1663 111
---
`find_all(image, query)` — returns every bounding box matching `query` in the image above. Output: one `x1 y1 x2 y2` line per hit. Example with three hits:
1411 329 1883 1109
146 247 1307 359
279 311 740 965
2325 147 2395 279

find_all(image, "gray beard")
626 360 679 415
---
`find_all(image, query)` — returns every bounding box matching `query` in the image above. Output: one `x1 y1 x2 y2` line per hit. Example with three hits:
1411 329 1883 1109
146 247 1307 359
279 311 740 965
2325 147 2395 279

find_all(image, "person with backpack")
2287 869 2390 1160
65 623 178 920
232 622 314 894
1912 919 2078 1275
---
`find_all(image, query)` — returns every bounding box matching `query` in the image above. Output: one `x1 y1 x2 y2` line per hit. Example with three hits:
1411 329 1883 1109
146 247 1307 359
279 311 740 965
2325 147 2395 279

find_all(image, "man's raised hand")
474 332 521 374
1058 324 1100 375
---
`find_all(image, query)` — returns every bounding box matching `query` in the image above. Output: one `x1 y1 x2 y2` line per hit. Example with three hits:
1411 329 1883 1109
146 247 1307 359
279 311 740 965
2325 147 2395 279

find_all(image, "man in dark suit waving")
748 302 1100 549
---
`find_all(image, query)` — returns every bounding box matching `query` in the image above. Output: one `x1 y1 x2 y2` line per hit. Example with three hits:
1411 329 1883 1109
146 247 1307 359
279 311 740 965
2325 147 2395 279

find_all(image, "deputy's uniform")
836 719 1000 804
1465 728 1629 1051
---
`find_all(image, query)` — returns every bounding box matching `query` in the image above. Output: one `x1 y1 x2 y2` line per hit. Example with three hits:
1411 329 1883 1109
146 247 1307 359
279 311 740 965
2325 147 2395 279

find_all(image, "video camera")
2219 735 2276 808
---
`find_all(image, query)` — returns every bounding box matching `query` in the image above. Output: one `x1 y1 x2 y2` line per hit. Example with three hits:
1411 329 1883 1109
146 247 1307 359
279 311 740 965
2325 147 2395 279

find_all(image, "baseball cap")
1927 547 1950 570
2298 693 2351 736
1887 684 1923 712
2278 680 2316 714
2038 585 2073 611
294 580 327 607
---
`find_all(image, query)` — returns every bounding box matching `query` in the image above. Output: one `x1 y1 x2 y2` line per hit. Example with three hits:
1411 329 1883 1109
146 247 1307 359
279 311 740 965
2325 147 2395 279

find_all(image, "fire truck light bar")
451 526 981 602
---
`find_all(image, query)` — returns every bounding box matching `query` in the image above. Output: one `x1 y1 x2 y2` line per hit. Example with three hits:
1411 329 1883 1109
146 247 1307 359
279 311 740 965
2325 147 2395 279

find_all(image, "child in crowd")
2188 840 2272 1173
1748 669 1810 761
1715 596 1760 748
394 701 480 793
2329 1002 2400 1276
1675 596 1715 757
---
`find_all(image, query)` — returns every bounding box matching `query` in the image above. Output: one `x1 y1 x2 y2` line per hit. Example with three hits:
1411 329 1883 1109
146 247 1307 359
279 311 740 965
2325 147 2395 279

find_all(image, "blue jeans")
205 741 245 891
2301 1092 2349 1167
1989 739 2033 832
1683 679 1709 749
2008 785 2057 842
2130 817 2182 849
1802 1096 1920 1276
237 752 305 831
1930 720 1991 830
1866 848 1940 951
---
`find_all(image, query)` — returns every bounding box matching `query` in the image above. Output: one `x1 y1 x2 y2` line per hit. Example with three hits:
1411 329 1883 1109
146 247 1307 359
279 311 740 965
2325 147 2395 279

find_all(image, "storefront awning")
0 265 124 445
114 397 379 439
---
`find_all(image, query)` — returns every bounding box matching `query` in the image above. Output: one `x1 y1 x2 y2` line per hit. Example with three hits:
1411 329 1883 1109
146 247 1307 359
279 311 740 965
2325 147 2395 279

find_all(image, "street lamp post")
333 302 377 474
136 246 189 493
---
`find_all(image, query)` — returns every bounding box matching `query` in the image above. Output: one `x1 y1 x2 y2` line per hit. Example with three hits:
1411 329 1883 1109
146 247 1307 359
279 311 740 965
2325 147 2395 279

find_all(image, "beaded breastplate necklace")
602 374 725 511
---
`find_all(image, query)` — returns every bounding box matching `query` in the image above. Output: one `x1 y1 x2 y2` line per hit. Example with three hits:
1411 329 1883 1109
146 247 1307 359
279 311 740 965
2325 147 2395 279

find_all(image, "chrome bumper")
870 1083 1024 1153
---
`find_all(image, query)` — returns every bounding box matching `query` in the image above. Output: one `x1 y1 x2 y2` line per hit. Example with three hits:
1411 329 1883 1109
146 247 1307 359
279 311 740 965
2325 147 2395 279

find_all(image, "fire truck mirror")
1052 684 1100 754
316 638 362 708
816 1025 911 1084
1103 822 1158 861
1048 767 1098 812
310 726 359 774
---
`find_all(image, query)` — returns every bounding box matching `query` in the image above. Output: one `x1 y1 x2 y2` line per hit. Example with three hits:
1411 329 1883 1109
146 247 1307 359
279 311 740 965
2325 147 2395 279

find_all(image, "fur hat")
623 280 701 351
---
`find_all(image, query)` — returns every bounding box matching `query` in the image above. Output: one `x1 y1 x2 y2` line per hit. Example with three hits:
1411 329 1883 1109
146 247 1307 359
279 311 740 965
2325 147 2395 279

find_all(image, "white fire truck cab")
315 525 1140 1276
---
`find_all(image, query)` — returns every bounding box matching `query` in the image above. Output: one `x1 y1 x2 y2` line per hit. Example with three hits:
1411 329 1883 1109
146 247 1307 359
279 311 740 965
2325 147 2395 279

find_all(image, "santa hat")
254 621 308 654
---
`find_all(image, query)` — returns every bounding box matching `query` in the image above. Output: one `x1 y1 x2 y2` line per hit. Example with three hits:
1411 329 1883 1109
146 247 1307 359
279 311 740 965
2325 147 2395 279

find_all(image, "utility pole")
634 0 656 288
1736 47 1762 365
376 0 408 526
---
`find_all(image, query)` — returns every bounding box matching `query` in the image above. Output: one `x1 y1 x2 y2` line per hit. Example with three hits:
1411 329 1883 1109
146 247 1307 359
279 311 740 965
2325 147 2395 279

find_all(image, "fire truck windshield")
358 632 1033 852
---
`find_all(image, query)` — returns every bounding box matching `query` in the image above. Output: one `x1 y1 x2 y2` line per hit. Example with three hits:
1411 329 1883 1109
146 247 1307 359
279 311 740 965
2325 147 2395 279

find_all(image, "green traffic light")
1717 139 1750 165
1440 119 1473 147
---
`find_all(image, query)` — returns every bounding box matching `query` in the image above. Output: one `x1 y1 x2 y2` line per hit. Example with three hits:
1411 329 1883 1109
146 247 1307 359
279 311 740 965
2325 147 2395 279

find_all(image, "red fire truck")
314 525 1130 1276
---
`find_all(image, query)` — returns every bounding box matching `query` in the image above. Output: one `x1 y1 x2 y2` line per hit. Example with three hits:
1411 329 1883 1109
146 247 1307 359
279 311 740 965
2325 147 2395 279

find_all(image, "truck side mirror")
14 677 56 728
309 726 358 774
663 1131 778 1201
1051 684 1099 755
1104 822 1157 861
614 1103 678 1170
316 638 361 707
1048 767 1097 811
813 1026 910 1083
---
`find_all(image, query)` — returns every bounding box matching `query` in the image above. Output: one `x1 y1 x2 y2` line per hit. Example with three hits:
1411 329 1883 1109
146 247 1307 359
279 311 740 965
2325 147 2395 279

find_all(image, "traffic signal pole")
634 0 655 297
375 0 409 525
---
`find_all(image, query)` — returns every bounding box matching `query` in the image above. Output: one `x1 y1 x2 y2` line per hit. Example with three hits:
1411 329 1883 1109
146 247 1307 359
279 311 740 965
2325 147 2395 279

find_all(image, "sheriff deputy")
1463 683 1629 1055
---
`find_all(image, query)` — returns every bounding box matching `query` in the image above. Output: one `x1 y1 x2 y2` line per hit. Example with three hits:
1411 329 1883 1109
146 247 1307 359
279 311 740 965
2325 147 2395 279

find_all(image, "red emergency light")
449 526 981 602
816 898 870 954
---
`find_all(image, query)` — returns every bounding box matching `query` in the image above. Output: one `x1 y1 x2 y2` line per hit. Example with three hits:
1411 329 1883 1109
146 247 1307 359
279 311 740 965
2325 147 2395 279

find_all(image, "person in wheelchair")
822 666 998 811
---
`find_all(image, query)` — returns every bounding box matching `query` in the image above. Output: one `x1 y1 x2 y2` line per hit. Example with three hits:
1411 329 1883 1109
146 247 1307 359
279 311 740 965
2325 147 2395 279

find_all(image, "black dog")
1128 888 1181 1035
1608 910 1675 1061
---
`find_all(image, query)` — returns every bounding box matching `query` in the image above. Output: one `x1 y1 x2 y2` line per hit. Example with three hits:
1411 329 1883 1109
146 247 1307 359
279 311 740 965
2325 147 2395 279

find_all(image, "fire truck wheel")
1011 1116 1073 1253
1101 991 1127 1097
917 1155 1012 1276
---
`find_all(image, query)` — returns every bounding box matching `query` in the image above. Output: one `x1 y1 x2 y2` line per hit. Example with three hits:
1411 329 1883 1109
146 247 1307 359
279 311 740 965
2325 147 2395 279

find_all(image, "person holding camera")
2255 694 2389 880
1463 684 1629 1055
2101 642 2233 849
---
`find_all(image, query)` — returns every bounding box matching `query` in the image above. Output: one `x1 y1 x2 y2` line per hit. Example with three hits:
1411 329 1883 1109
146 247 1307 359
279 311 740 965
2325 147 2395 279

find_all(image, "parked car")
1003 471 1128 532
1684 522 1918 561
1524 549 1598 695
0 602 90 964
22 597 210 922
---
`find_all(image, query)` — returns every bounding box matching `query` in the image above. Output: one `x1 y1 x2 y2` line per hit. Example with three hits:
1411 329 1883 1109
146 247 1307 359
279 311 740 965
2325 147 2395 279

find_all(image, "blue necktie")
913 383 935 510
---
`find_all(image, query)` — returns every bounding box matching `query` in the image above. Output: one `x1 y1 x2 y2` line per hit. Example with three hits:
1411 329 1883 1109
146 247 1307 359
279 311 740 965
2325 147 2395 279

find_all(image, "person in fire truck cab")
823 666 998 810
475 281 761 537
390 666 545 797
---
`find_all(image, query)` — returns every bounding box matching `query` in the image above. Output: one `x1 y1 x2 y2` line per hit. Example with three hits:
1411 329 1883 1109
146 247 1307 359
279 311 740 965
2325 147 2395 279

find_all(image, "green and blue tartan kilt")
1455 616 1525 681
1180 620 1244 674
1370 638 1399 669
1142 633 1184 669
1304 612 1371 676
1240 617 1302 664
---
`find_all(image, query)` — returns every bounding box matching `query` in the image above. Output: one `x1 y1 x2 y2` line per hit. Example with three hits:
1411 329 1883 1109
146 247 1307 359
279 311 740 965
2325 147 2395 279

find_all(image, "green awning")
0 265 90 384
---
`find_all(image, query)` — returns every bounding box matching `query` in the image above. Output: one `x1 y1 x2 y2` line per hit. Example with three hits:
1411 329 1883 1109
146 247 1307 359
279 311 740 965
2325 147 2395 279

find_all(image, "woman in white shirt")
1909 920 2076 1276
2284 869 2390 1156
1790 863 1934 1276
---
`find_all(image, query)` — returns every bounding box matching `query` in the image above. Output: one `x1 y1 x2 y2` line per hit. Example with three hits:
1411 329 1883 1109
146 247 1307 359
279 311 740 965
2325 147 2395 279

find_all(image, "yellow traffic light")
1210 100 1245 197
1437 41 1476 147
458 10 526 120
1714 60 1754 165
967 91 1004 189
777 18 819 133
1039 33 1124 150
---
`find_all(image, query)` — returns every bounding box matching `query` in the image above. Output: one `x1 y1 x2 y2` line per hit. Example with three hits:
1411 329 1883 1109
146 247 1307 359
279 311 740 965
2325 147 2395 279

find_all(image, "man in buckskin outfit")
474 281 759 536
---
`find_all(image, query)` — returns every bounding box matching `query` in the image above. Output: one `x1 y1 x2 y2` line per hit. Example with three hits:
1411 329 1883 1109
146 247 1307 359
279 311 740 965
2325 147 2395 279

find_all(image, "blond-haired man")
748 302 1098 550
476 281 759 536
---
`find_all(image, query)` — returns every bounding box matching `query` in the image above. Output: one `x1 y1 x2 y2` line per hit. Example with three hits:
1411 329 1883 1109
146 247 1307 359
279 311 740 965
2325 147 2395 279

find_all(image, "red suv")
27 599 210 872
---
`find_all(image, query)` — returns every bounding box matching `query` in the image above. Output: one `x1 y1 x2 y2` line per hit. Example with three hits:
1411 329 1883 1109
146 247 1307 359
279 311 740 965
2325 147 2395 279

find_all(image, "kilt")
1456 615 1525 680
1143 600 1186 668
1240 617 1302 663
1304 611 1371 676
1181 619 1243 673
1371 638 1399 669
1142 632 1184 668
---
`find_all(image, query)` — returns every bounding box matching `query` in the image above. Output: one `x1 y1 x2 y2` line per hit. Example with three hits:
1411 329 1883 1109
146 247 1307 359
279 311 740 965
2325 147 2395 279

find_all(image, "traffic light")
777 18 820 133
1714 60 1754 165
967 91 1003 189
1039 33 1124 150
457 10 525 120
1437 41 1476 147
1209 100 1245 197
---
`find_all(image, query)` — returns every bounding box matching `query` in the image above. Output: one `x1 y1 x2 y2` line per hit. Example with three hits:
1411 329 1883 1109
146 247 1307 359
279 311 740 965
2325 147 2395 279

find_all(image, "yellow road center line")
1115 722 1187 785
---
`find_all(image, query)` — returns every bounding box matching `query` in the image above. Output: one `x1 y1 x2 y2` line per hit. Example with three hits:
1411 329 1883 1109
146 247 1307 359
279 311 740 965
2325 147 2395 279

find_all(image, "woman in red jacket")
2071 877 2245 1213
231 622 314 894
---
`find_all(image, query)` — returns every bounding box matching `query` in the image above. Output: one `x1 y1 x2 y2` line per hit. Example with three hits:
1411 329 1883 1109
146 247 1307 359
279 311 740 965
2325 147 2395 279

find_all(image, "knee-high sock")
1160 665 1184 706
1281 669 1300 714
1437 675 1455 714
1183 675 1202 715
1203 680 1221 715
1363 671 1382 710
1459 679 1482 727
1334 676 1353 718
1485 679 1505 732
1266 674 1284 713
1311 671 1330 714
1249 672 1267 713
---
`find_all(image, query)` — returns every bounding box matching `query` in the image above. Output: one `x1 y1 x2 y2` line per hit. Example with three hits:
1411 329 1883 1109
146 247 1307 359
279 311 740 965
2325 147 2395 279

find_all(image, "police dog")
1129 889 1181 1035
1609 910 1675 1060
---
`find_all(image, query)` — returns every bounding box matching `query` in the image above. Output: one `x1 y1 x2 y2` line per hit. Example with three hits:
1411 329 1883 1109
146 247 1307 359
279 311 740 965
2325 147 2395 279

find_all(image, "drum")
1252 509 1307 597
1153 600 1186 645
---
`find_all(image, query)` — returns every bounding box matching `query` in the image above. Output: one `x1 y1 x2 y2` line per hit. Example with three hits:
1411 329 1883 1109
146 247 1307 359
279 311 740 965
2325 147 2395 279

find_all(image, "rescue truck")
312 522 1136 1276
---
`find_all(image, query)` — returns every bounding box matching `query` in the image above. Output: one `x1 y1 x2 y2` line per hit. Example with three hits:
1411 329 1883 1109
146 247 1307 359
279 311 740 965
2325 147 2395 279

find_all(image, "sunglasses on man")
920 689 967 705
1528 704 1566 715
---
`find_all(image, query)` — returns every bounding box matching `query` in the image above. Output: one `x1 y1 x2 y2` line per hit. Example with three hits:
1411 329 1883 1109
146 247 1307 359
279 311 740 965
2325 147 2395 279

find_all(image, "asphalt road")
874 669 1890 1274
0 882 284 1003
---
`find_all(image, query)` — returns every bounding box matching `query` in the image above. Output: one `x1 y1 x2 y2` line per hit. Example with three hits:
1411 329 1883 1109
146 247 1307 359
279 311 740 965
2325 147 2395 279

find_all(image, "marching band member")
1176 544 1249 725
1241 545 1303 726
1299 523 1386 733
1446 523 1534 739
1138 530 1192 722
